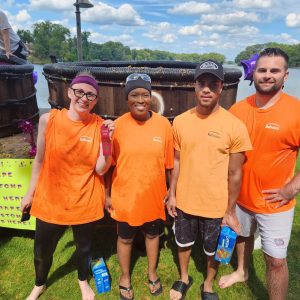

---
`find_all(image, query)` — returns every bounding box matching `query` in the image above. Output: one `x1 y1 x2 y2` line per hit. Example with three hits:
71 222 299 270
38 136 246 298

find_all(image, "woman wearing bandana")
21 72 114 300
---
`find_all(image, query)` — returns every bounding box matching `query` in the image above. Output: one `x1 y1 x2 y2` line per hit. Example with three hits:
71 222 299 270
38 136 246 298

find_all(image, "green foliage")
17 29 34 44
235 42 300 67
32 21 72 61
28 21 299 66
28 21 226 63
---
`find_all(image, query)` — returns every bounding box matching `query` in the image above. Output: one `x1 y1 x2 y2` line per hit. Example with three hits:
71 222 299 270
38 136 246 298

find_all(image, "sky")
1 0 300 60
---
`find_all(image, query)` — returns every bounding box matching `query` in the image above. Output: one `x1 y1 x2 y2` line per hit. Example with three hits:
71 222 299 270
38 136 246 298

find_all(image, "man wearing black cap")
167 60 252 300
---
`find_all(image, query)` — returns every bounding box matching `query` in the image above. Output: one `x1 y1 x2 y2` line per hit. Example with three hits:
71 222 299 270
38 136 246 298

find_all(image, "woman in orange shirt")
105 73 174 300
20 72 114 300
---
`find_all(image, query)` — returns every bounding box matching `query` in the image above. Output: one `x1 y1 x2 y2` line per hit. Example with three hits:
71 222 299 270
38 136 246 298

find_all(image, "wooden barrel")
43 61 242 120
0 57 39 137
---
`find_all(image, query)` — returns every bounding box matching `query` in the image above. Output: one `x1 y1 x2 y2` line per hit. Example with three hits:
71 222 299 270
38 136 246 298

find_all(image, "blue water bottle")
91 258 111 294
214 226 237 264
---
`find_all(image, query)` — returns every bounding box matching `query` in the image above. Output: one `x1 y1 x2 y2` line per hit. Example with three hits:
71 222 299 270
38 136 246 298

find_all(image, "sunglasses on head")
126 73 151 84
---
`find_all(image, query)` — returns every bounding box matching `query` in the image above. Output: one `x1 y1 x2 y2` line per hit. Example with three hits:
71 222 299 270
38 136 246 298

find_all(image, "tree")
17 29 34 44
32 21 72 61
235 43 300 67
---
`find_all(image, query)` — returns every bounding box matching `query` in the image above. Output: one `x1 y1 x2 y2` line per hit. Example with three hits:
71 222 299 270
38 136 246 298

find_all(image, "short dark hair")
256 47 289 69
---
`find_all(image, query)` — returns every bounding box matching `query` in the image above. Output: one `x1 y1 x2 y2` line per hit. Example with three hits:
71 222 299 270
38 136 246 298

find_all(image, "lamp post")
74 0 94 61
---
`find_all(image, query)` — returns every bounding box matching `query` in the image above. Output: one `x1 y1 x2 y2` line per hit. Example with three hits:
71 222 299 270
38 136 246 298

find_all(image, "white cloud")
286 13 300 27
15 10 31 22
169 1 213 15
178 25 202 36
82 2 145 26
202 11 260 25
29 0 74 11
161 33 176 43
89 31 137 47
143 22 177 43
233 0 273 8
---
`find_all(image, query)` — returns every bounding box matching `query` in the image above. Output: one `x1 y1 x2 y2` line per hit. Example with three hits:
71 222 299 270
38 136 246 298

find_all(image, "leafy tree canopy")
235 42 300 67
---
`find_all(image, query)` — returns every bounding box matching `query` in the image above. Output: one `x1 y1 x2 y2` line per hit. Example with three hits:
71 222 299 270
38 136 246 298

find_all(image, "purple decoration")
240 53 259 81
33 70 38 84
18 120 37 157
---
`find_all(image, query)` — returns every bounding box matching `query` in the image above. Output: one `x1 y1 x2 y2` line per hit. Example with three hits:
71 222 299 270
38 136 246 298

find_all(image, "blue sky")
1 0 300 60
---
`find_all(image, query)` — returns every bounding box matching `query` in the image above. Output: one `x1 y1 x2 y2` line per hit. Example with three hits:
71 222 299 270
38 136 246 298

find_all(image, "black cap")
194 60 224 81
125 77 151 99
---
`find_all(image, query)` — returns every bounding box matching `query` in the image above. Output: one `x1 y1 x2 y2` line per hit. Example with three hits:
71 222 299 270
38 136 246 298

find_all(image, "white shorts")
236 204 294 259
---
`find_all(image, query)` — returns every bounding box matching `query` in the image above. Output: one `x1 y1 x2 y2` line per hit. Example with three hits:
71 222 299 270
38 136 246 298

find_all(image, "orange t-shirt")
30 109 105 225
230 93 300 214
173 107 252 218
110 112 174 226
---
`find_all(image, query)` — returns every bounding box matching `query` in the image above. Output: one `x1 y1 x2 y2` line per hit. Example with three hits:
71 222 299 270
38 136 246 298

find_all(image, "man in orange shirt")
167 60 252 300
219 48 300 300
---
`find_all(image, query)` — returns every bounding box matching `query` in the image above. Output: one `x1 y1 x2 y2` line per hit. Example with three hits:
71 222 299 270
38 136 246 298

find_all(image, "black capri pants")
34 218 96 286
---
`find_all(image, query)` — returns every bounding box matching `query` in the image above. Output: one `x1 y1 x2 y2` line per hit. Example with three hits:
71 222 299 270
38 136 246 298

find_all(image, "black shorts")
117 219 162 239
173 208 222 256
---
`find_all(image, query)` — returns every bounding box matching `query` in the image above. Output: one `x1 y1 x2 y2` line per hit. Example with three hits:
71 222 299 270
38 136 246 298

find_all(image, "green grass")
1 163 300 300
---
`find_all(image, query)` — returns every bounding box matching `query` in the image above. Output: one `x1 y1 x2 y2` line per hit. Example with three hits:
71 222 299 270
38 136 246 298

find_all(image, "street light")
74 0 94 61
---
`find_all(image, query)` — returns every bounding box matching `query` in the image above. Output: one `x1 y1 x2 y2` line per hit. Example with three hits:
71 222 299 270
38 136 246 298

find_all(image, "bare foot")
218 271 248 289
119 275 133 299
78 280 95 300
169 276 191 300
26 285 46 300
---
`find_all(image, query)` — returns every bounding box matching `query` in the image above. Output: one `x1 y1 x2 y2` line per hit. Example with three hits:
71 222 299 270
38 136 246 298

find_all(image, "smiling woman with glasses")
21 71 115 300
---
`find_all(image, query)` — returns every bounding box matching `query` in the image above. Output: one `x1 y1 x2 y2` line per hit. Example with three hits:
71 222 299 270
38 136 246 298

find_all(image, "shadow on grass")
0 227 34 249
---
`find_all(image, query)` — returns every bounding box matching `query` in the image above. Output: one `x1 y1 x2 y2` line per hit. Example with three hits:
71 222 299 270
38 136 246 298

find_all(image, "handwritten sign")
0 159 35 230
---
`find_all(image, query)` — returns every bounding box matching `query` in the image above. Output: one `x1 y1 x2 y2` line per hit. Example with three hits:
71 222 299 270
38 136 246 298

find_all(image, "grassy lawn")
1 162 299 300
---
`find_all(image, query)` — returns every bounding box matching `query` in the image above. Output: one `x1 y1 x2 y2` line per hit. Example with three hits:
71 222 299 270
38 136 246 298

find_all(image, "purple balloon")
241 53 259 81
33 70 38 84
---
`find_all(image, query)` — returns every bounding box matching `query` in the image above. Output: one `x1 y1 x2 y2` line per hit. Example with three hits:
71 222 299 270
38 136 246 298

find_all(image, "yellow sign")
0 159 35 230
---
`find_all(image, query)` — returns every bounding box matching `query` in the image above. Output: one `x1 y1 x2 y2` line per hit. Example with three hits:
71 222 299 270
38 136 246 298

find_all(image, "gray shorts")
236 204 294 259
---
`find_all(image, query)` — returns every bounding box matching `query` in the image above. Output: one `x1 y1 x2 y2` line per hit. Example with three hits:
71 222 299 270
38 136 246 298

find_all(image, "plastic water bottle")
91 258 111 294
214 226 237 264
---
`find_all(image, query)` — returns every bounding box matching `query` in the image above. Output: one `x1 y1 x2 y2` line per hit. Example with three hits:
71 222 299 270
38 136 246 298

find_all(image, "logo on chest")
265 123 280 131
153 136 162 143
80 136 93 142
208 131 221 138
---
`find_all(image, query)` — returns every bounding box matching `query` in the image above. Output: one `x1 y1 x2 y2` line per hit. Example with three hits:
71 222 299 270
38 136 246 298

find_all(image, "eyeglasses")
126 73 151 83
70 88 97 101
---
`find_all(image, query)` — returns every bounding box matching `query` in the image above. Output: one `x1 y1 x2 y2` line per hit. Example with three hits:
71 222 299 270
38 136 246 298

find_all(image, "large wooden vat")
43 61 242 120
0 57 39 137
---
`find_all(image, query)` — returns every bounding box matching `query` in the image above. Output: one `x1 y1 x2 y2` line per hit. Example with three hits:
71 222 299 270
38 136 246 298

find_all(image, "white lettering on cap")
200 61 218 70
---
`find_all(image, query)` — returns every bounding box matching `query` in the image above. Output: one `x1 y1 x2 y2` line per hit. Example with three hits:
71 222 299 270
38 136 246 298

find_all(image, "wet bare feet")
26 285 46 300
119 275 133 299
218 270 248 289
78 280 95 300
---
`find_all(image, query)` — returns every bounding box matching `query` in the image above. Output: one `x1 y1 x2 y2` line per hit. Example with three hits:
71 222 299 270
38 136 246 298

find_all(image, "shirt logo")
265 123 280 131
200 61 218 70
80 136 92 142
153 136 162 143
208 131 221 138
